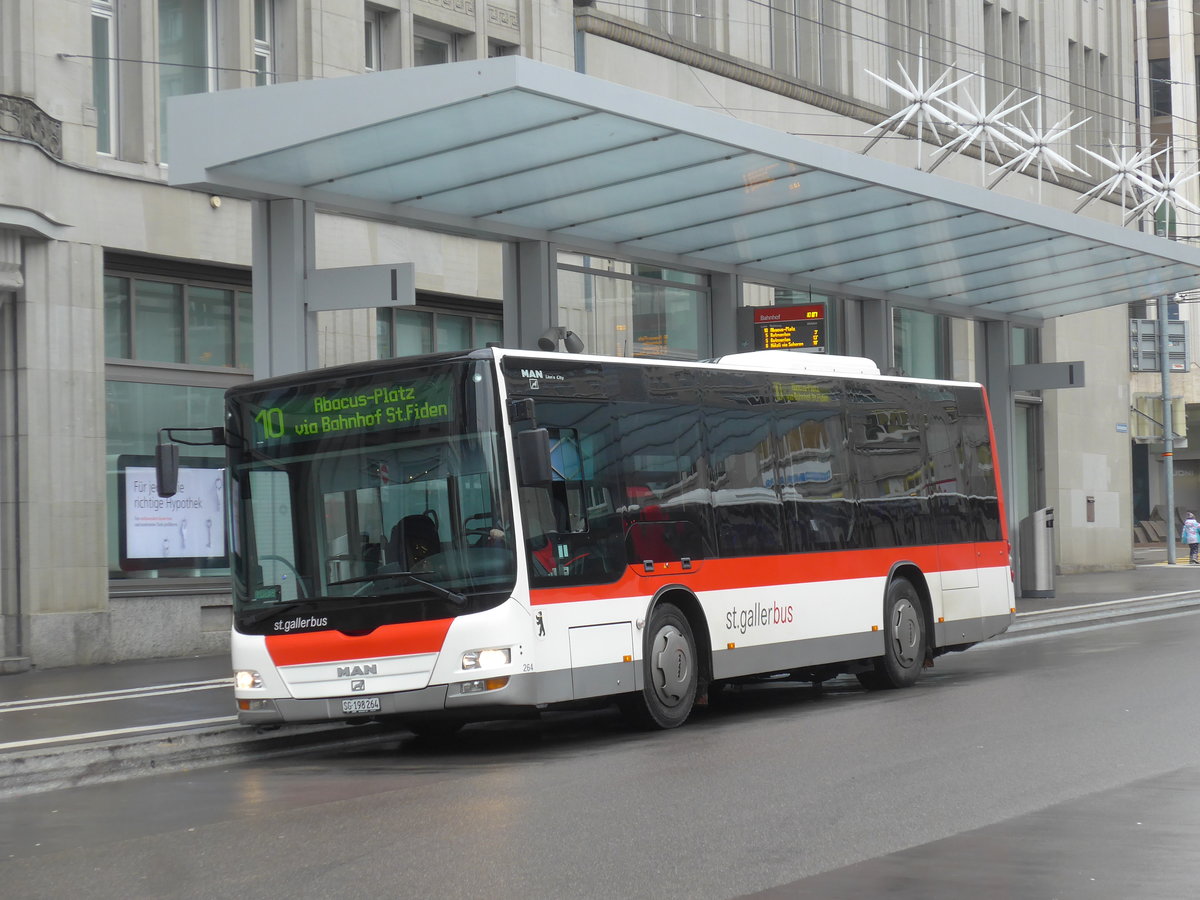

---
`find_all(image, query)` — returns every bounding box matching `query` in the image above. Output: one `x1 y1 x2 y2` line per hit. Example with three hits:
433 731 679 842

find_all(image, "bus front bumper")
236 669 541 726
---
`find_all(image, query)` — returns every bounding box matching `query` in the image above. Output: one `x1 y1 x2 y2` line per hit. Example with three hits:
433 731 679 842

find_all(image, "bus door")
927 399 981 637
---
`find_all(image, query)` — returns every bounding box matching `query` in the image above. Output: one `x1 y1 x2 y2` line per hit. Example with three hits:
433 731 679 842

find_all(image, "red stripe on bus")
980 387 1011 546
265 618 454 666
530 541 1009 606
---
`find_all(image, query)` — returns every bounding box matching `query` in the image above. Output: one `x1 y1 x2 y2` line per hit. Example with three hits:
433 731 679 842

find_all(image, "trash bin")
1019 507 1055 598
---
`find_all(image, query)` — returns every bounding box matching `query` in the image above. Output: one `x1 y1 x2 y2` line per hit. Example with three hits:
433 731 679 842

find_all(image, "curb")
0 720 402 800
1006 591 1200 637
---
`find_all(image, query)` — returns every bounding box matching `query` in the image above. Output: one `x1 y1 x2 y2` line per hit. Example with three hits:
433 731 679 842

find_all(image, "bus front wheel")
858 577 925 690
623 603 698 729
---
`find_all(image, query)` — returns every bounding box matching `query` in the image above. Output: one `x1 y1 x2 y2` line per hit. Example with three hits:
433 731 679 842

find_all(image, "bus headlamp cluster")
461 647 511 670
235 669 264 690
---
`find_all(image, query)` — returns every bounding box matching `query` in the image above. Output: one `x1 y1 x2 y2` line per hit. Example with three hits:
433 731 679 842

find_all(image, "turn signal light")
459 676 510 694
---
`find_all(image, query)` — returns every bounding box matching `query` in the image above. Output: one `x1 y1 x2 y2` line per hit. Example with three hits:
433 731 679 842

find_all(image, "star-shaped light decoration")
926 83 1036 175
1121 143 1200 227
1073 140 1161 217
862 50 974 168
988 101 1090 196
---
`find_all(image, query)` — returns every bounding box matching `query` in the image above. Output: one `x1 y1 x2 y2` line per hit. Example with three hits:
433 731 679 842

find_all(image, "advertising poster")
119 457 226 570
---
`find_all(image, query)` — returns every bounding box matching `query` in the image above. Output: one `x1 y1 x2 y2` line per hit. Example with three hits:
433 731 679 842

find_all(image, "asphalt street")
4 599 1200 899
2 547 1199 799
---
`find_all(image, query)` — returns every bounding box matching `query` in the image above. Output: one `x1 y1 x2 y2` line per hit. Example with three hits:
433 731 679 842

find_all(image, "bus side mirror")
155 441 180 498
516 428 553 486
154 426 223 497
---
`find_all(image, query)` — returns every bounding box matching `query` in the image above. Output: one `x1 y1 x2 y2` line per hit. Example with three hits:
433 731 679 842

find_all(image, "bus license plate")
342 697 381 715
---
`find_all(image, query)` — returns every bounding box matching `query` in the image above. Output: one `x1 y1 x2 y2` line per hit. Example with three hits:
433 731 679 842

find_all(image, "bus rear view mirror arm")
155 426 225 498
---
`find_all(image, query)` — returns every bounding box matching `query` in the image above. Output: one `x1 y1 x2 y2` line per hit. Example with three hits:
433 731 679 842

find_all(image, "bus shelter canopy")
169 56 1200 320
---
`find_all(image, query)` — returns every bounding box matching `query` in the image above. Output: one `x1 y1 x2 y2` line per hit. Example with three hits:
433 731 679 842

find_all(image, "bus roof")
228 345 981 398
708 350 880 376
493 347 982 389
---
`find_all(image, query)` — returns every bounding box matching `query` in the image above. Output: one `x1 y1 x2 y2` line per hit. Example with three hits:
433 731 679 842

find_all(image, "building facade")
0 0 1170 669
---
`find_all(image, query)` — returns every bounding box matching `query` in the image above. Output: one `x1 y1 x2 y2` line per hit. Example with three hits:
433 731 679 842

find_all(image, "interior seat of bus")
389 514 441 568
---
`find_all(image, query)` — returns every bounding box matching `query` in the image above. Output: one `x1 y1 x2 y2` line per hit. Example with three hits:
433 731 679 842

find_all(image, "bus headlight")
461 647 511 670
235 669 264 690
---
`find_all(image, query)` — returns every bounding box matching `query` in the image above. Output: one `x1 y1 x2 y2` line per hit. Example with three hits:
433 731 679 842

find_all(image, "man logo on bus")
337 664 377 678
536 611 546 637
351 680 366 692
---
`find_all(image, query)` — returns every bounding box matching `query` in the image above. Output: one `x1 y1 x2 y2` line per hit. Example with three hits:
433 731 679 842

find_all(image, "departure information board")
752 304 825 352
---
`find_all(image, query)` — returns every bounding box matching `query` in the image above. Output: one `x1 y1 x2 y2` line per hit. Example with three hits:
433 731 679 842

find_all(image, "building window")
1150 58 1171 117
892 306 950 379
91 1 116 155
557 253 710 360
1010 325 1040 366
376 301 502 358
158 0 216 160
643 0 717 48
104 274 252 368
365 7 383 71
773 0 839 87
104 257 252 583
253 0 275 85
414 23 457 66
105 380 230 580
982 3 1032 107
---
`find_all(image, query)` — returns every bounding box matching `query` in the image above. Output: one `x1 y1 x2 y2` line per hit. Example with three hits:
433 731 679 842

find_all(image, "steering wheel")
259 554 309 598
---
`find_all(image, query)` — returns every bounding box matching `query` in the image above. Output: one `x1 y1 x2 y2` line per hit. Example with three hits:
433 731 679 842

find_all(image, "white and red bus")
181 347 1012 732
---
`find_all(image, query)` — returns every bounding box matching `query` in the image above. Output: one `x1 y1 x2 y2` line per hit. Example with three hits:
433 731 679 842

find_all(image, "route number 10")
255 407 285 438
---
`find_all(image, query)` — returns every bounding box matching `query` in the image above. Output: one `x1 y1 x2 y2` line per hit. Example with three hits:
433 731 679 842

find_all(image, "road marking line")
0 717 240 752
0 680 233 713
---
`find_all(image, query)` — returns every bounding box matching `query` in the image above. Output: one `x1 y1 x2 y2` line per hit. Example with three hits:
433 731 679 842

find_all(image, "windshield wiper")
329 571 467 607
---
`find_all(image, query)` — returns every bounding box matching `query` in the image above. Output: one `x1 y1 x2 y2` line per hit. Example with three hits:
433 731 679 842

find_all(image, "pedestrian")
1182 512 1200 565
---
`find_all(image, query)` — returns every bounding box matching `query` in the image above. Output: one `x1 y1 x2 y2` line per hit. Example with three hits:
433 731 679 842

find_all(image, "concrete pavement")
3 547 1200 798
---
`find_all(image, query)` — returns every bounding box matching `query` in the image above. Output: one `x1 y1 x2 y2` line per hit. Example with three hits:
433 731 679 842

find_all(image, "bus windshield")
225 357 515 635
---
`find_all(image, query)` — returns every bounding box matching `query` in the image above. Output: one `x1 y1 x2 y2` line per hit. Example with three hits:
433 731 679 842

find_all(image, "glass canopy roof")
168 56 1200 320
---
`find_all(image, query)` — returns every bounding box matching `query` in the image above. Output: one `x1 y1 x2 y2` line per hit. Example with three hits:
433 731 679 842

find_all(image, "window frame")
253 0 275 85
555 252 712 361
104 256 254 589
413 22 459 66
365 6 384 71
1150 57 1172 118
105 276 253 372
91 0 117 155
892 305 952 380
376 297 503 358
157 0 218 160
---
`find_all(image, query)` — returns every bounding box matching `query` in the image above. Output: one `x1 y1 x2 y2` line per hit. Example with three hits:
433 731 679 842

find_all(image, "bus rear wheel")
858 577 925 690
623 603 698 729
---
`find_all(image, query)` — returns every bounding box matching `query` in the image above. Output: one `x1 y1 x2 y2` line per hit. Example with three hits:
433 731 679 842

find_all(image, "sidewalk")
1018 544 1200 614
3 551 1200 798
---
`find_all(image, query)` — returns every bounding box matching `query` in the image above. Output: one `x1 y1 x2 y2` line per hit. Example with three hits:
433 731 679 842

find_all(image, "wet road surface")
4 609 1200 899
0 656 234 750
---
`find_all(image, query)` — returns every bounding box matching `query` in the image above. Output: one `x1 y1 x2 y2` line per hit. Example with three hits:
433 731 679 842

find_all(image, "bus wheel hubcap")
651 626 691 706
892 599 920 667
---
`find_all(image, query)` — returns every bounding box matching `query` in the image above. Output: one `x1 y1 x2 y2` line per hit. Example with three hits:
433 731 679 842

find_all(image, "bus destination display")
753 304 825 352
250 378 453 445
